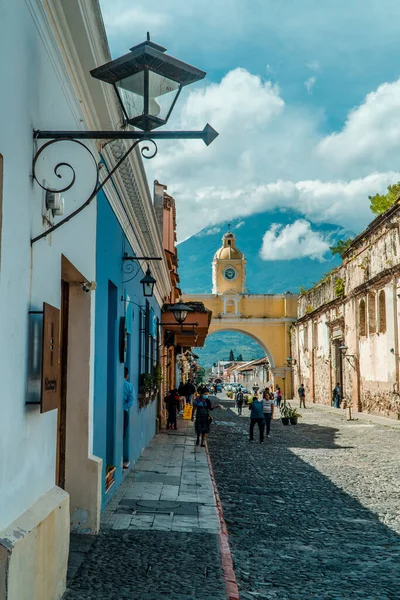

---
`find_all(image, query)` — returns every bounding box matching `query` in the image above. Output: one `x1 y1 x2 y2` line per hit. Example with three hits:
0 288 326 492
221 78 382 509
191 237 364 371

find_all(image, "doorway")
334 340 344 392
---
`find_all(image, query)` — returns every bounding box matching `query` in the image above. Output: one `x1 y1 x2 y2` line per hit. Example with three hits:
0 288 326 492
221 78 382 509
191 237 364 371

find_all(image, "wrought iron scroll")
31 137 158 245
122 259 144 284
32 137 99 194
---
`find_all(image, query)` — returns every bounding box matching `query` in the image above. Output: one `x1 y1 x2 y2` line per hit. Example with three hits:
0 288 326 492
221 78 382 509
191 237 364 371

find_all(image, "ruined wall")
294 205 400 418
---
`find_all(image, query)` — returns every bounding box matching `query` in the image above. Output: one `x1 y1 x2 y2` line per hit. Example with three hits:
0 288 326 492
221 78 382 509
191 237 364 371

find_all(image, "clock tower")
212 229 246 296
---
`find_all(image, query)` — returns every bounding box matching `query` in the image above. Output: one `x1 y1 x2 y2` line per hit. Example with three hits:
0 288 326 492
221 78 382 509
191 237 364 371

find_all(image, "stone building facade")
292 203 400 419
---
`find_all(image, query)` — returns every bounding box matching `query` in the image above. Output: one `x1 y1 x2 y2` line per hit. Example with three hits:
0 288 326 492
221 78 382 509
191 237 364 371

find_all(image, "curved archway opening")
194 329 274 389
194 329 275 378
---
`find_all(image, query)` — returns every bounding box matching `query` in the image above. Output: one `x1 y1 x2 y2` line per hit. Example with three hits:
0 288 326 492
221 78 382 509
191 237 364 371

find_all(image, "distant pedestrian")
164 389 180 430
249 392 265 443
262 390 274 438
298 383 306 408
235 387 244 415
275 386 282 408
332 383 342 408
178 381 186 409
192 387 218 446
183 380 196 405
123 368 134 468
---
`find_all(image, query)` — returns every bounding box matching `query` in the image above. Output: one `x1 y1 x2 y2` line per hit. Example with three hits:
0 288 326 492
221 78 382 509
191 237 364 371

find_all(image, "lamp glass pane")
143 282 154 297
116 72 145 120
148 71 180 120
176 309 188 324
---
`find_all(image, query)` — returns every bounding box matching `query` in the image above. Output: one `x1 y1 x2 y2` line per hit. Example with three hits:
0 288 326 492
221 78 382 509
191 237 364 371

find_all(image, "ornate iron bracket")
31 124 218 245
31 135 157 245
121 253 162 283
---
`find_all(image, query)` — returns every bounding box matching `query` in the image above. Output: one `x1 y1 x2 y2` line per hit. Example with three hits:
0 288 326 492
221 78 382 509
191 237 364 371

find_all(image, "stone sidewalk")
100 419 219 533
64 419 226 600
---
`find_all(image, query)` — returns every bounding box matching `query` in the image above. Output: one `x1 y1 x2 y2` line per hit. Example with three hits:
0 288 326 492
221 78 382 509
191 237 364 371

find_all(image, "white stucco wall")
0 0 97 530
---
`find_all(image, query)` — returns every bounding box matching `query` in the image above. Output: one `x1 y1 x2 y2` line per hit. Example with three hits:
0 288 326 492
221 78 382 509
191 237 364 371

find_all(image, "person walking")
164 389 180 430
262 390 274 438
275 386 282 408
123 368 134 468
332 383 342 408
178 381 186 410
249 392 265 443
298 383 306 408
235 387 244 415
191 387 218 447
183 380 196 405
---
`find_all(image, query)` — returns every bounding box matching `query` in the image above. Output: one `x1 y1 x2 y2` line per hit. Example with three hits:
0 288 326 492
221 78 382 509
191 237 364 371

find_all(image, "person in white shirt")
262 390 275 438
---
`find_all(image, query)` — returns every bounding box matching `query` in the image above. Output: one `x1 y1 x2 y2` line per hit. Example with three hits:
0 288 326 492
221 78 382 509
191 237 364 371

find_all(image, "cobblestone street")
209 399 400 600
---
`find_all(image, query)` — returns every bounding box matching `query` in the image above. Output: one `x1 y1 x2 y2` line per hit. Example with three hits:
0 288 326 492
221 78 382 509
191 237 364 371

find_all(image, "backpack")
236 392 244 403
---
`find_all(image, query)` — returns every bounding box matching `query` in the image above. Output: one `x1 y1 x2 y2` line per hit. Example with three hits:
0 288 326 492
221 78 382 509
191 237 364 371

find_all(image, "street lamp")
169 301 194 325
140 267 157 297
31 34 219 245
90 34 206 131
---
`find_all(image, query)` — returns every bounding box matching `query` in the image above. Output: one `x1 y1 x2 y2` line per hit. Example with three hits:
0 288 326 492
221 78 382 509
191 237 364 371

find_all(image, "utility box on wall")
26 302 60 412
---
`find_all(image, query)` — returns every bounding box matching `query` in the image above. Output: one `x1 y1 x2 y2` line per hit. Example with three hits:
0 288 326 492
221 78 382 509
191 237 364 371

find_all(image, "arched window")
378 290 386 333
359 299 366 337
368 292 376 335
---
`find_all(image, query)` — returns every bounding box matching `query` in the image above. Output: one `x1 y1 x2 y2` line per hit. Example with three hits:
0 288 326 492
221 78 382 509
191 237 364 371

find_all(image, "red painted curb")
205 445 240 600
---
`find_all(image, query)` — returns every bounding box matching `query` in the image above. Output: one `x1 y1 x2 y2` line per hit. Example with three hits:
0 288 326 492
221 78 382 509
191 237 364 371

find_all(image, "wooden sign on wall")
41 302 61 413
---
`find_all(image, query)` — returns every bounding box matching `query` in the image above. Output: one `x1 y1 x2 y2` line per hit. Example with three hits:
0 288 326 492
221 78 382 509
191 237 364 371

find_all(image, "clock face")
224 267 236 281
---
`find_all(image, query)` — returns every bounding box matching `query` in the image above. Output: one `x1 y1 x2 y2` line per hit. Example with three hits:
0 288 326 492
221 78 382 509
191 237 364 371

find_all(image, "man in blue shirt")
249 392 265 443
123 367 134 467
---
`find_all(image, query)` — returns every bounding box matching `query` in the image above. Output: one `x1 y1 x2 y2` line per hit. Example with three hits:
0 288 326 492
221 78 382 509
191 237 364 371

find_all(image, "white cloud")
235 221 245 229
260 220 330 261
203 227 221 236
142 66 400 240
318 79 400 176
306 61 320 72
305 76 317 94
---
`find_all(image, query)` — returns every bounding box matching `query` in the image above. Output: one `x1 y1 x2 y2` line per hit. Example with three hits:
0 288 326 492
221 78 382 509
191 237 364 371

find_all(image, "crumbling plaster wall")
295 208 400 418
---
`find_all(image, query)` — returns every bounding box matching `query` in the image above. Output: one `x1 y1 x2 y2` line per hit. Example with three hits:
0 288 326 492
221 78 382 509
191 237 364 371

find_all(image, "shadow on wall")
208 413 400 599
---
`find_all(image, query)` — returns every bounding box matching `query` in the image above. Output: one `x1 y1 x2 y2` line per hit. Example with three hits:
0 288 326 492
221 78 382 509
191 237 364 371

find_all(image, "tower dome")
214 231 244 260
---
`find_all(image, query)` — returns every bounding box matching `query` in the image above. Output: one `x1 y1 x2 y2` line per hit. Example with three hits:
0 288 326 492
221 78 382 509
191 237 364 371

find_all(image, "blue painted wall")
94 190 159 508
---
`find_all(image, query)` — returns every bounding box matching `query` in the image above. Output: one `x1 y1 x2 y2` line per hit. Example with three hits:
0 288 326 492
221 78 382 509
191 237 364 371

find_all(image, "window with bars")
359 299 366 337
368 292 376 335
378 290 386 333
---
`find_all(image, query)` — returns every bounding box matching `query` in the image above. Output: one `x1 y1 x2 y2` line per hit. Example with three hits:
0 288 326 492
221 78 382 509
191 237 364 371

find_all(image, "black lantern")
90 34 206 131
169 301 194 325
140 267 157 297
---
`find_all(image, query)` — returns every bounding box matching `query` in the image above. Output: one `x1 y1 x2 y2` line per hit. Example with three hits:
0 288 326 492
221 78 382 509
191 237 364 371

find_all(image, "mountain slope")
178 210 353 294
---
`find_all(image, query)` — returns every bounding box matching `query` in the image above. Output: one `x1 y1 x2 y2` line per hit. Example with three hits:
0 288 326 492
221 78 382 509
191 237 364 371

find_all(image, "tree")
330 238 354 258
229 349 235 361
369 182 400 216
236 353 243 361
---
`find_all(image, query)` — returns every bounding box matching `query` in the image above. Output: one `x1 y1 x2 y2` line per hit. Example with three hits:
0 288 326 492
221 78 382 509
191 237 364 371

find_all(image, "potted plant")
280 402 290 426
288 406 302 425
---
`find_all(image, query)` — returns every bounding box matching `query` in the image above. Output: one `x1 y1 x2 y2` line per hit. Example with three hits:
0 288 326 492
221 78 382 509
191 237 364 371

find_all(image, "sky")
99 0 400 257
